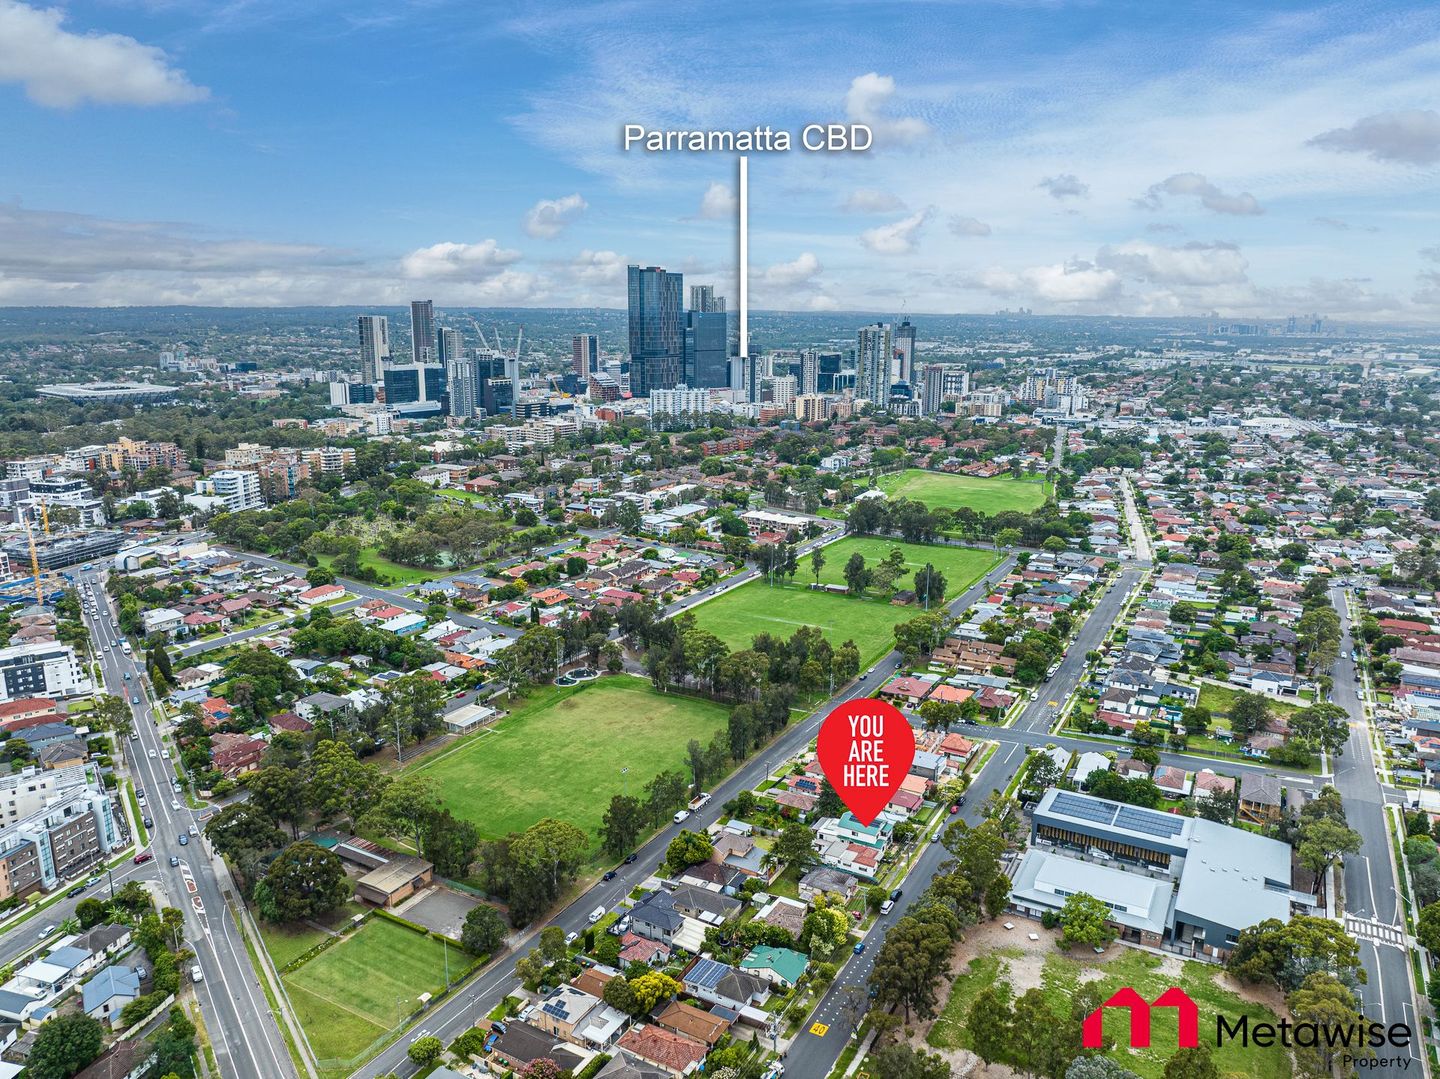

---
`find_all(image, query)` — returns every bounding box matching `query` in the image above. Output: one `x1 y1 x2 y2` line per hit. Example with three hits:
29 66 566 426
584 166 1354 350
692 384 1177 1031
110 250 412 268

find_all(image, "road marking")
1345 916 1407 950
809 1022 830 1037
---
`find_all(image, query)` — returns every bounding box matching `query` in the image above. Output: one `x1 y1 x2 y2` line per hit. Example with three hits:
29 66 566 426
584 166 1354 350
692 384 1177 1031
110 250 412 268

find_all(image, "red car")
133 852 153 864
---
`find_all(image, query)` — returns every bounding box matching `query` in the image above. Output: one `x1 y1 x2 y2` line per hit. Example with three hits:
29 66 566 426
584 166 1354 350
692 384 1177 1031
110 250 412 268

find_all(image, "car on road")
879 899 894 915
188 825 199 836
123 672 130 681
623 853 638 864
178 834 188 845
853 941 865 954
170 800 181 810
602 871 616 881
133 852 152 864
148 750 156 758
564 931 579 946
131 696 140 704
889 888 902 901
930 831 941 843
672 809 690 824
588 906 606 924
66 884 86 898
191 965 203 983
169 856 180 867
38 924 55 939
142 817 153 828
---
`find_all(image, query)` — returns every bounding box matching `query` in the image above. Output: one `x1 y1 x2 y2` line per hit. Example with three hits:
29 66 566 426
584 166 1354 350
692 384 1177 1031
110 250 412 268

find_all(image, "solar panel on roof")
689 957 728 986
1114 806 1184 837
1050 792 1119 825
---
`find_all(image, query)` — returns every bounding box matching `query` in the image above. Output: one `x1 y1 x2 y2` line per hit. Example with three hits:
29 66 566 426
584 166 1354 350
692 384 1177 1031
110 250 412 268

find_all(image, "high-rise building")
194 469 264 512
894 319 916 384
447 356 479 419
942 368 971 398
683 311 729 389
383 363 446 406
795 394 831 422
800 350 819 396
857 323 892 403
410 300 436 364
920 363 947 416
743 353 763 404
572 334 599 379
357 315 390 384
627 265 683 397
689 284 725 313
766 375 797 411
650 385 711 424
437 326 465 365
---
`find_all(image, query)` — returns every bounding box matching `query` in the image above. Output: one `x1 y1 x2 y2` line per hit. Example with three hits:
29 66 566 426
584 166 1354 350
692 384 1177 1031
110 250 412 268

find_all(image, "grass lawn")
930 947 1290 1079
407 678 728 848
1197 683 1304 720
259 901 367 970
876 469 1050 514
315 549 447 587
283 918 452 1068
693 537 999 664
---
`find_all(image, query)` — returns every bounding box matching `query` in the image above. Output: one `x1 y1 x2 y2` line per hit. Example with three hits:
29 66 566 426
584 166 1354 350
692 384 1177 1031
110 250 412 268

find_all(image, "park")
876 469 1050 515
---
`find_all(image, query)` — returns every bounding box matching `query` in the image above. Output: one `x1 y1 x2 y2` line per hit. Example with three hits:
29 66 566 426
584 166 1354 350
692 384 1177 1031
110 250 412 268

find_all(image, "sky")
1 0 1440 320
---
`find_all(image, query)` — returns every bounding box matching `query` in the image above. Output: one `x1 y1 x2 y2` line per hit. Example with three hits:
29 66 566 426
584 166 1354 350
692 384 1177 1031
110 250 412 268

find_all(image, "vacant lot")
925 923 1289 1079
408 678 728 846
877 469 1050 515
1198 682 1304 720
693 537 998 664
283 917 453 1070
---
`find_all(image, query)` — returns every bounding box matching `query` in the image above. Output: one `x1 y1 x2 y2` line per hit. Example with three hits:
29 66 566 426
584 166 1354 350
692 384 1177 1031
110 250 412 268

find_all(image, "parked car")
879 900 894 915
134 852 153 864
602 871 617 881
588 906 606 924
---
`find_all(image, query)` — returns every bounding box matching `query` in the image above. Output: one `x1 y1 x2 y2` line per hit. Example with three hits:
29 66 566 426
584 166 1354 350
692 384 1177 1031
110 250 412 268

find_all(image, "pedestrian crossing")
1345 915 1407 949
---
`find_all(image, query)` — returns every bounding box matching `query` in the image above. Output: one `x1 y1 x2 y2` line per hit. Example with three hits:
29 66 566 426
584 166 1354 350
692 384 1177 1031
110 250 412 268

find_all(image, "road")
1330 586 1423 1066
77 571 297 1079
1119 474 1153 564
354 555 1018 1079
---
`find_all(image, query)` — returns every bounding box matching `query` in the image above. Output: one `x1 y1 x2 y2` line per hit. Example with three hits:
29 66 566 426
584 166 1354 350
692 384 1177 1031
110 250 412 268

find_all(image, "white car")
148 750 156 758
170 800 181 811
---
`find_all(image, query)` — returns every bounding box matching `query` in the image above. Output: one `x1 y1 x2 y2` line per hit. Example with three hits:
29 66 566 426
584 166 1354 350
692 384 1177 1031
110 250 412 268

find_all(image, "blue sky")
1 0 1439 318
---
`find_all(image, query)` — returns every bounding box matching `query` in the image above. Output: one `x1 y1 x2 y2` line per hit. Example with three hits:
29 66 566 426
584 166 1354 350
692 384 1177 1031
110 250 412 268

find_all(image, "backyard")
692 537 999 664
279 916 455 1073
407 677 729 849
876 469 1051 515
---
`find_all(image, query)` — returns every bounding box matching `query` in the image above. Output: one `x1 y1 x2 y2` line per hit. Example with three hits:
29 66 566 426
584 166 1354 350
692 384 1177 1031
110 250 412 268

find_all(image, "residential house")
798 867 859 905
681 957 767 1012
739 946 808 989
615 1026 708 1078
81 964 142 1026
654 1000 729 1046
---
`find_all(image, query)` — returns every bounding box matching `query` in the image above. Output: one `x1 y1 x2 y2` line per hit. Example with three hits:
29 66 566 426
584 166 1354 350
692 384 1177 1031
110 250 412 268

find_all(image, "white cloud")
1037 174 1089 200
842 188 907 214
695 182 737 220
1097 240 1249 286
522 193 587 238
0 0 208 108
761 252 822 288
1308 109 1440 165
844 72 930 146
566 248 626 286
860 208 932 255
400 239 522 280
948 215 992 237
1135 173 1263 215
972 260 1121 304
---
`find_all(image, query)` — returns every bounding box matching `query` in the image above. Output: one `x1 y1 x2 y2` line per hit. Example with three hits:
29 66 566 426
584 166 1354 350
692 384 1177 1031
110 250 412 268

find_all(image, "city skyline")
0 1 1438 320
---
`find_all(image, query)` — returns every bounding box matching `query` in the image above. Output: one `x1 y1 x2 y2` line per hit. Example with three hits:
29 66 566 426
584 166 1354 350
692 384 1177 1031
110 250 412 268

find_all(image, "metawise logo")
1083 986 1418 1070
1082 988 1198 1048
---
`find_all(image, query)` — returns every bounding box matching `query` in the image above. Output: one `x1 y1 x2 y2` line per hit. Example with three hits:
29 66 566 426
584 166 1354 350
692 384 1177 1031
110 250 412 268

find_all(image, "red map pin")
816 699 916 827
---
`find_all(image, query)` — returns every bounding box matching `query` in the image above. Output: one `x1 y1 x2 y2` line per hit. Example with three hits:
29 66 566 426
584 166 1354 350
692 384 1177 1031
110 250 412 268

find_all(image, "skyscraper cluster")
626 265 729 398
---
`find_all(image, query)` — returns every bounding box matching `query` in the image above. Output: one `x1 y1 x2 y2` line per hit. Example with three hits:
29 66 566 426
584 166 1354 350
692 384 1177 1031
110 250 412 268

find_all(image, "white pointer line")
738 154 749 361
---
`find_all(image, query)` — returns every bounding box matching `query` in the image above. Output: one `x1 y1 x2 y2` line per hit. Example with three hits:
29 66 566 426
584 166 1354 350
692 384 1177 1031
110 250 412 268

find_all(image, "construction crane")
20 517 42 606
38 500 49 536
468 318 492 352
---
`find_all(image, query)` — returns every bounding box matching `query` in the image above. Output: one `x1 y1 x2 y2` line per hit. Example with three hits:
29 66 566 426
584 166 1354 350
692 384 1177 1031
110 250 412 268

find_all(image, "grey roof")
799 867 858 892
1011 849 1173 935
1240 773 1282 807
596 1049 672 1079
81 965 140 1014
631 890 683 932
670 884 740 920
72 924 131 955
1174 817 1294 934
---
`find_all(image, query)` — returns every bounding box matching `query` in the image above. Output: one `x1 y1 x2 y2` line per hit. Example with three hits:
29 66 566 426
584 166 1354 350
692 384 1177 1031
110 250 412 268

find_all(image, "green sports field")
876 469 1050 514
282 917 453 1069
692 537 1000 665
408 678 728 845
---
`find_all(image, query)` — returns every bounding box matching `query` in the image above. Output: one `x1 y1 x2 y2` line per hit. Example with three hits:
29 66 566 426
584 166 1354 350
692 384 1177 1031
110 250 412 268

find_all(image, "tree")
263 842 349 922
801 904 850 962
308 740 387 829
522 1060 566 1079
643 770 688 825
26 1013 103 1079
408 1036 443 1067
306 565 336 586
75 897 106 929
462 904 507 956
995 527 1023 549
1059 891 1115 950
603 975 639 1015
363 772 441 855
843 552 870 595
246 765 307 838
1296 817 1362 880
810 549 826 586
1227 915 1361 991
870 1044 951 1079
1228 692 1271 739
771 821 816 871
205 802 287 891
664 830 714 876
1286 973 1366 1078
630 970 681 1012
149 1006 197 1079
913 564 947 608
600 794 644 856
1066 1061 1140 1079
386 670 447 749
1162 1046 1219 1079
509 818 589 918
424 808 481 878
967 984 1014 1065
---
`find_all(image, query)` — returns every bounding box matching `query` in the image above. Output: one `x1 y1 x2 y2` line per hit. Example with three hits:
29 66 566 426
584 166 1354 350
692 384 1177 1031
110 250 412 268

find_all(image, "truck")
688 792 711 811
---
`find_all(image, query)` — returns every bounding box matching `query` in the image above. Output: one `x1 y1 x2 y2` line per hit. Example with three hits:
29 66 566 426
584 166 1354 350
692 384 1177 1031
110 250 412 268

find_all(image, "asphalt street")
77 571 296 1079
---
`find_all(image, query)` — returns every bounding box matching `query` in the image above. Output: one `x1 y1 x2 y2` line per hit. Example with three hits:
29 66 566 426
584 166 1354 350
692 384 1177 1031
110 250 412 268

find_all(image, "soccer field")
409 678 728 844
693 538 999 664
283 917 452 1069
876 469 1050 514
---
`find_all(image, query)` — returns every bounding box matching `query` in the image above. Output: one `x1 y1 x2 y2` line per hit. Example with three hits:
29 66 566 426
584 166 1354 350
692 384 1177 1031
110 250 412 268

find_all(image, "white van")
588 906 606 924
673 809 690 824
